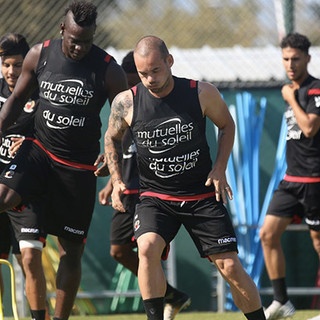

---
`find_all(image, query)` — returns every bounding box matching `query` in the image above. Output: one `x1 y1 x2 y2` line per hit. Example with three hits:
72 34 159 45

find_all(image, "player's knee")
20 242 43 272
219 258 239 278
259 225 274 245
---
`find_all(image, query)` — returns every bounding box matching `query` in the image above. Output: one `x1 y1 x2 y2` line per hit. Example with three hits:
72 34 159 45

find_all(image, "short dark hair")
65 1 97 27
121 51 137 74
0 33 29 58
280 33 311 54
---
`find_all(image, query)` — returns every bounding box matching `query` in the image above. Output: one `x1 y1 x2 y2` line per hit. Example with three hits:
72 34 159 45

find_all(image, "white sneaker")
307 315 320 320
264 300 295 320
163 293 191 320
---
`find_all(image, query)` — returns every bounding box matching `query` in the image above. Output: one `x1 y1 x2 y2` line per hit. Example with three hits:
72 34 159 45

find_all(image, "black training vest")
285 75 320 176
35 39 113 164
130 76 214 196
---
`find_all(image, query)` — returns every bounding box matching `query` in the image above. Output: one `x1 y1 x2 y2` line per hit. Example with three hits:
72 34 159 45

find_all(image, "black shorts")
0 139 97 243
267 180 320 230
7 201 47 245
110 193 140 245
0 212 20 257
133 196 238 257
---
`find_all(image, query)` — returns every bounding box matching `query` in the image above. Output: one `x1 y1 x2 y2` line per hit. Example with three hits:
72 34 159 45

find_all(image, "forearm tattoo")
105 92 132 182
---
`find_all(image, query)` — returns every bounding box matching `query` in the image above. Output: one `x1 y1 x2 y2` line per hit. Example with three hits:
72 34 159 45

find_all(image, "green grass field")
8 311 320 320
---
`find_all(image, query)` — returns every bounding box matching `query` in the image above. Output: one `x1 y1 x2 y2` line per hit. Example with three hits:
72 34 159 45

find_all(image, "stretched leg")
259 214 295 319
21 244 47 320
210 251 263 314
260 215 292 281
310 229 320 260
137 232 166 320
54 237 84 320
110 243 139 275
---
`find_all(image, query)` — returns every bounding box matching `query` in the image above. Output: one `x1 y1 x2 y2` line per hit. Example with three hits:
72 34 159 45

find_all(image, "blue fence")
222 92 287 310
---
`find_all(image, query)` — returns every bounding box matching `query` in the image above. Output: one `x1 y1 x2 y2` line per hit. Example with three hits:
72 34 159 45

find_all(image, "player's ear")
60 23 65 36
167 54 174 68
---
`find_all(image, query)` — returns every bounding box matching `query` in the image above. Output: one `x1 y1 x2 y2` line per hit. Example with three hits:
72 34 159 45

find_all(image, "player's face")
282 47 310 84
1 55 24 91
61 13 95 61
134 50 174 97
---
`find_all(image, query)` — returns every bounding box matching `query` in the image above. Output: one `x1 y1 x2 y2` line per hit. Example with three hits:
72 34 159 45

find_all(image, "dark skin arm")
0 44 41 137
94 60 128 177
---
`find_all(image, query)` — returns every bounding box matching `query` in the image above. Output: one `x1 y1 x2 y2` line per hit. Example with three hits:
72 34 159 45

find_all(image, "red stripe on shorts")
25 138 97 171
284 174 320 183
140 191 215 201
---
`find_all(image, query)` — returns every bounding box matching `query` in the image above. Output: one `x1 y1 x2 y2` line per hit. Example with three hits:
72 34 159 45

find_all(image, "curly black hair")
280 33 311 54
64 1 97 27
0 33 29 58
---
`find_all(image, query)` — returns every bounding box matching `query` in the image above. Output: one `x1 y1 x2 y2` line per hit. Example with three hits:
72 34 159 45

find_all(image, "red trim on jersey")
132 86 137 96
104 54 112 63
284 174 320 183
190 79 197 88
43 40 50 47
308 88 320 95
25 138 97 171
140 191 215 201
123 189 139 195
0 253 9 259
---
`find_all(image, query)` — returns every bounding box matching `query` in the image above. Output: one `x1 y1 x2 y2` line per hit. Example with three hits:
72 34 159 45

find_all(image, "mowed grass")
8 310 320 320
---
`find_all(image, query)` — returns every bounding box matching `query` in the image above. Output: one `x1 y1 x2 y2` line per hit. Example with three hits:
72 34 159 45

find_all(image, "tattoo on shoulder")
111 92 132 129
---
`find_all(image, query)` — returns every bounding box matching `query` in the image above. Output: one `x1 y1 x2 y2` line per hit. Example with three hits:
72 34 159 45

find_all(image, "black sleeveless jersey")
130 76 214 195
285 75 320 176
35 39 114 164
0 78 38 170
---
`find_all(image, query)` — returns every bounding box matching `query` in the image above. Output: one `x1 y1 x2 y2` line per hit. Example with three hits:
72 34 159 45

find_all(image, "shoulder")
110 89 134 125
113 89 133 107
198 81 221 99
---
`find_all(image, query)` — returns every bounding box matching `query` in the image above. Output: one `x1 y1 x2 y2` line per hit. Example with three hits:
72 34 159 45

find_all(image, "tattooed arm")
104 89 134 212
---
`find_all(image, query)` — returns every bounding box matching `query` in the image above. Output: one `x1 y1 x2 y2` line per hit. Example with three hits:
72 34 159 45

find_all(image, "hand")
94 153 110 177
99 179 113 206
281 84 297 104
9 137 25 157
205 167 233 204
111 179 127 212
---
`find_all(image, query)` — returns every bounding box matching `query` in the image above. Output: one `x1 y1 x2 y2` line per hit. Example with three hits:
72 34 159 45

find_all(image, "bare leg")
259 215 292 280
110 243 139 275
0 185 21 213
21 248 46 309
54 237 84 320
137 232 167 299
310 229 320 260
210 251 262 314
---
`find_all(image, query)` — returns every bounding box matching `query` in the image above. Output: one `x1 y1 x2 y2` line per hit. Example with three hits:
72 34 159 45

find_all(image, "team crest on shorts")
134 219 140 231
23 100 36 113
4 164 17 179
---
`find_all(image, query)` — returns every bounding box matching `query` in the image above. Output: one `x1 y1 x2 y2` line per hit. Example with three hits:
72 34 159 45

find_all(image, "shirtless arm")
104 90 133 212
94 60 128 177
198 81 235 204
0 44 41 136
